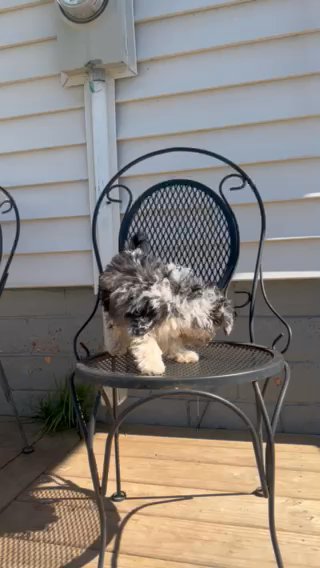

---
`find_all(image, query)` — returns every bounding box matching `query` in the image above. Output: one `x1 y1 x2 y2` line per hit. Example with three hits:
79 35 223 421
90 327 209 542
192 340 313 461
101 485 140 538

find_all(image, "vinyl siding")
0 0 92 287
0 0 319 286
116 0 320 279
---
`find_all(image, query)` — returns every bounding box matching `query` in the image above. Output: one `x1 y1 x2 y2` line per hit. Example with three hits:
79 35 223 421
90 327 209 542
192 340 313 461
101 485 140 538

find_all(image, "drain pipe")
84 63 127 407
84 63 120 285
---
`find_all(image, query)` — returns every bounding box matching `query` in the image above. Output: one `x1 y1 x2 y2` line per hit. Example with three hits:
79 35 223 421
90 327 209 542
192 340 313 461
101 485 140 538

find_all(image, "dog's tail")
128 231 150 253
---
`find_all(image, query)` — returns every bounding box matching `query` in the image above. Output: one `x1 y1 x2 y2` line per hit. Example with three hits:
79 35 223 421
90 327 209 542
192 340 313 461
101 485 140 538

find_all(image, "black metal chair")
70 148 292 568
0 186 33 453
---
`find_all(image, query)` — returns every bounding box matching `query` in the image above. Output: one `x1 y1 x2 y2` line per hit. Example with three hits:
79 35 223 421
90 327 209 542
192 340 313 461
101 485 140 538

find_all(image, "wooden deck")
0 419 320 568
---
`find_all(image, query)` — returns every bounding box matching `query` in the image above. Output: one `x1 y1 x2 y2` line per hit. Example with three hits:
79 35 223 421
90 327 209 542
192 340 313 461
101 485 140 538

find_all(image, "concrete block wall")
0 288 103 417
0 280 319 434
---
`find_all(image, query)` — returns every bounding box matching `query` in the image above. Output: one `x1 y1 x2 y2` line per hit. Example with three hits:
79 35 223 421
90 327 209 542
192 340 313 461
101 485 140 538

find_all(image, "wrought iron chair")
0 186 33 453
70 148 292 568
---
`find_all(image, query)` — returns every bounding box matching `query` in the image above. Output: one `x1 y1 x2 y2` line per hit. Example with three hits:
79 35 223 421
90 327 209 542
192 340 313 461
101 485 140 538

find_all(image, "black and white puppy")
99 234 234 375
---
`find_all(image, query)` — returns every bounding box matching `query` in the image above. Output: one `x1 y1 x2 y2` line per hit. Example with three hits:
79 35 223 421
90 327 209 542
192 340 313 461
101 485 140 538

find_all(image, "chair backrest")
119 179 239 289
88 147 291 354
93 147 263 295
0 187 20 297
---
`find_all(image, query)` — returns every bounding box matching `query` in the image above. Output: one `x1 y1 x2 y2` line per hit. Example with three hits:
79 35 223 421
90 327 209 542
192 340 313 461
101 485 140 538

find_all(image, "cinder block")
0 389 52 417
68 316 104 354
285 363 320 403
237 378 285 404
285 318 320 362
64 287 97 316
189 400 284 432
107 395 189 427
236 362 320 404
0 283 319 435
230 316 320 363
237 362 320 409
190 399 257 431
0 288 96 318
232 279 320 317
282 404 320 435
0 289 66 317
0 355 75 390
0 316 103 356
0 318 30 354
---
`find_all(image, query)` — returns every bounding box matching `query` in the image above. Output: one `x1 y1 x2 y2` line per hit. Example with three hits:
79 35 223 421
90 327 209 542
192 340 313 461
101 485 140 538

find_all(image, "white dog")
99 234 234 375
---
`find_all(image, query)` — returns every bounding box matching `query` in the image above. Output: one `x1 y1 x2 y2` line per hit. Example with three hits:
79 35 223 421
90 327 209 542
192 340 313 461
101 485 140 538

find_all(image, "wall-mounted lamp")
57 0 109 24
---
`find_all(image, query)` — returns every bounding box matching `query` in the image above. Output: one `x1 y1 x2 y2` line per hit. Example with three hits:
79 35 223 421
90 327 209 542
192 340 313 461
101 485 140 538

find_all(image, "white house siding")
116 0 320 279
113 0 320 434
0 0 93 288
0 0 320 434
1 0 320 287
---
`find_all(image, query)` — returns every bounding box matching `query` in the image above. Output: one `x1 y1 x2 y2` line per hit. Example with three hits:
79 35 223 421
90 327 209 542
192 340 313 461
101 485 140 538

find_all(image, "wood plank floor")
0 421 320 567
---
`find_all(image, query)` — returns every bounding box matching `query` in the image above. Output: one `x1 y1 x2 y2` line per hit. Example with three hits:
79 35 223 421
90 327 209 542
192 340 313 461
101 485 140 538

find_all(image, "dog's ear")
98 283 110 312
211 296 234 335
126 297 168 337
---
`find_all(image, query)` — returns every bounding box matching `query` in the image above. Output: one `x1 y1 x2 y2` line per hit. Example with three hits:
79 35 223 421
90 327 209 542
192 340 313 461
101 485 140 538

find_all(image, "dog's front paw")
137 358 166 376
174 350 199 364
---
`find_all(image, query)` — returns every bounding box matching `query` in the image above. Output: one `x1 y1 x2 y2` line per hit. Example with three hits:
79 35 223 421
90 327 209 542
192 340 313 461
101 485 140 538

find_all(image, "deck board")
19 475 320 536
52 452 320 500
73 436 320 471
0 422 319 567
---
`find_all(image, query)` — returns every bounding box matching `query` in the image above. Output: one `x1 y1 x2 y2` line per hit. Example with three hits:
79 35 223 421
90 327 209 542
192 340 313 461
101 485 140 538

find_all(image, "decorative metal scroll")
0 187 20 298
84 147 292 357
218 172 291 353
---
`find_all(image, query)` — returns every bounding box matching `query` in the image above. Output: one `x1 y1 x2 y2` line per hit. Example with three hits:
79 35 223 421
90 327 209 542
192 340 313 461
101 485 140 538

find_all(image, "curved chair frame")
0 187 33 453
70 148 292 568
73 147 291 361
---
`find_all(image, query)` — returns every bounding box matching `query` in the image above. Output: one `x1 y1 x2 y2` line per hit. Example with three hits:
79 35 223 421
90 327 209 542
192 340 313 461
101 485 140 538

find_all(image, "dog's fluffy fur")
99 234 234 375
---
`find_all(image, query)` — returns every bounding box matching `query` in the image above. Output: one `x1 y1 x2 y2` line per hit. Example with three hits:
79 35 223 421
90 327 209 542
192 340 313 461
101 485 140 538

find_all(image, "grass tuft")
35 380 94 434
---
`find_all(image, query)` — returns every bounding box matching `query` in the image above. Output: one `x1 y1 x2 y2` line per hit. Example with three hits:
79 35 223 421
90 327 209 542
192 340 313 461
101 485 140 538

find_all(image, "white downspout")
84 65 119 283
84 65 127 407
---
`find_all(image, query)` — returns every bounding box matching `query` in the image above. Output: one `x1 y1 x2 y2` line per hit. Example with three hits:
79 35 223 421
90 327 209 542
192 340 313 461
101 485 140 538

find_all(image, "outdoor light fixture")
57 0 109 24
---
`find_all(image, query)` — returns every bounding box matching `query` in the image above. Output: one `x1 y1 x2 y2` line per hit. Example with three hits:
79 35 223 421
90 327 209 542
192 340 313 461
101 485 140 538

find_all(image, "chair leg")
111 388 126 502
0 360 33 454
255 378 270 452
265 436 282 567
74 382 289 568
252 378 271 498
271 363 291 436
253 380 287 568
70 373 107 568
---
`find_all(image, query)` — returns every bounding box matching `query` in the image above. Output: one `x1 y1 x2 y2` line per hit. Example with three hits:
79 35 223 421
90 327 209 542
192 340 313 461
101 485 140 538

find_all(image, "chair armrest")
258 268 292 354
73 295 100 361
235 268 292 355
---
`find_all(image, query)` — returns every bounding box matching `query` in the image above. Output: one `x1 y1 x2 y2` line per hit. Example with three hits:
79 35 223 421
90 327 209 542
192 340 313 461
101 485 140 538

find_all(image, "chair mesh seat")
76 341 284 390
